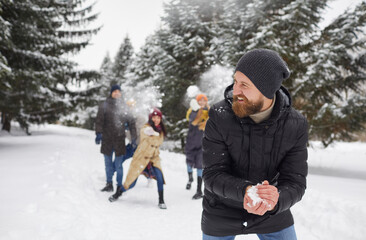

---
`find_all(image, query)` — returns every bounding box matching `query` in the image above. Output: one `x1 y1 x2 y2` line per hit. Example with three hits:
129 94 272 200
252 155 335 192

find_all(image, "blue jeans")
126 166 164 192
187 164 202 177
104 152 125 186
203 225 297 240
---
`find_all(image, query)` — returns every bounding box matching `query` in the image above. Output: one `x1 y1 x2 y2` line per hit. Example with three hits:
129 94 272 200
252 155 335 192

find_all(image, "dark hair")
148 118 167 137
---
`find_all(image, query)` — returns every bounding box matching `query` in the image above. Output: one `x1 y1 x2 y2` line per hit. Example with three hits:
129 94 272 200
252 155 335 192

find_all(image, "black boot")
192 177 203 200
186 172 193 190
158 190 167 209
109 186 123 202
101 182 113 192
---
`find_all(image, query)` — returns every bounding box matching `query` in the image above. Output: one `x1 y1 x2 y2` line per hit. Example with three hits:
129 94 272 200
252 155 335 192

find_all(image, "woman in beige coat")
109 108 167 209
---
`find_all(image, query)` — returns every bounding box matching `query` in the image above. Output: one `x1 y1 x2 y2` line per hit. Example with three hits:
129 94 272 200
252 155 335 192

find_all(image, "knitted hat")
235 49 290 99
110 84 121 94
196 94 208 102
149 108 163 119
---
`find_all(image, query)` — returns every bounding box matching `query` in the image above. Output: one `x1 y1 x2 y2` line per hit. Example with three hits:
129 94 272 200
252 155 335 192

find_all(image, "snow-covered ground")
0 124 365 240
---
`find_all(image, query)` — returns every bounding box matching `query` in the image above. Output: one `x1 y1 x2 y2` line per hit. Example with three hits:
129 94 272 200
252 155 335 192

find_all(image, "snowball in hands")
144 126 160 136
247 183 271 209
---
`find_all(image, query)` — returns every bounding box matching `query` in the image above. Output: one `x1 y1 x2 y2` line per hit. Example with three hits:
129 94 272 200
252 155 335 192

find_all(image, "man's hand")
243 181 279 215
243 186 268 216
95 133 102 145
257 180 279 211
244 193 269 216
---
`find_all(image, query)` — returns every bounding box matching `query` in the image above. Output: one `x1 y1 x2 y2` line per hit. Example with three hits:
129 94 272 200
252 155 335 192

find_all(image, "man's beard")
232 95 263 118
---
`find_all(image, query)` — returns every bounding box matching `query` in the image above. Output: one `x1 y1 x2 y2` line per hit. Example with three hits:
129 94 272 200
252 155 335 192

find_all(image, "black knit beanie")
110 84 121 94
235 49 290 99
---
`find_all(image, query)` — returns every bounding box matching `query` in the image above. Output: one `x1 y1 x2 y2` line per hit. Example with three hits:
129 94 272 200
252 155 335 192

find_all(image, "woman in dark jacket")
185 94 209 199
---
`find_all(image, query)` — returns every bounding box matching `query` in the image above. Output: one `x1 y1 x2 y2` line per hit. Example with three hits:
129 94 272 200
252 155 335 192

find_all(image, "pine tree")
112 35 134 83
99 52 115 95
127 0 366 147
128 34 164 84
0 0 100 133
153 0 225 140
242 0 326 90
123 34 165 122
82 52 113 130
0 2 11 130
218 0 366 146
295 1 366 146
62 52 113 130
0 3 10 77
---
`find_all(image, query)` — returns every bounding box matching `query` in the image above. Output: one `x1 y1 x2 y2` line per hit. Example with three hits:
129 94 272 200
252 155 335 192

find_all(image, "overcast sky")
71 0 167 70
71 0 361 71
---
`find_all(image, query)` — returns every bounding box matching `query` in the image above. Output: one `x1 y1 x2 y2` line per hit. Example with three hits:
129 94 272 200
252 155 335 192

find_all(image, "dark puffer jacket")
185 109 205 169
201 84 308 236
95 97 137 157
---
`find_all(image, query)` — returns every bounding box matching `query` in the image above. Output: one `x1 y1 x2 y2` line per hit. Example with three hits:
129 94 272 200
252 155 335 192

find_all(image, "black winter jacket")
95 97 137 157
185 110 203 152
201 84 308 236
185 109 204 168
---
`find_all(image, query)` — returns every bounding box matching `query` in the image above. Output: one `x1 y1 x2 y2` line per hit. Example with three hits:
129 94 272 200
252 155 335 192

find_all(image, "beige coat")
123 124 165 190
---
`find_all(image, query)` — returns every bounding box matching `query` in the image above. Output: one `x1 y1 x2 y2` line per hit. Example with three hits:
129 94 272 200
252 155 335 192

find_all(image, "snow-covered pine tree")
84 52 115 129
243 0 327 89
0 0 100 133
154 0 225 141
122 34 164 125
218 0 366 146
62 52 114 130
128 34 164 84
0 3 10 77
99 52 115 95
218 0 290 65
0 3 11 130
112 35 134 83
295 1 366 146
218 0 260 65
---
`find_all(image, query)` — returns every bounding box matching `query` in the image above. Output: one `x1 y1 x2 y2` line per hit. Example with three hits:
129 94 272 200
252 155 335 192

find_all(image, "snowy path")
0 125 365 240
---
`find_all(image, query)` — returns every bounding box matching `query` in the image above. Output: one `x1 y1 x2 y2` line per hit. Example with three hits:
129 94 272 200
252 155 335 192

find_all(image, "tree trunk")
1 113 11 132
181 137 185 153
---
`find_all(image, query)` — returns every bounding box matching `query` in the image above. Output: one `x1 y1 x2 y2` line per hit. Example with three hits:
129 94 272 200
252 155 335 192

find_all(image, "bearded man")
201 49 308 240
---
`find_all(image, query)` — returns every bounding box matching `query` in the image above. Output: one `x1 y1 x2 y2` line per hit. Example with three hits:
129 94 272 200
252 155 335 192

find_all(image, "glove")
190 99 200 111
131 139 138 150
95 133 102 145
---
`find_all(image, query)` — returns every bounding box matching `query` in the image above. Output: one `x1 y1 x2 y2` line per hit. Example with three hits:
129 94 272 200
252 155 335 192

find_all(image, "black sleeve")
95 102 104 133
127 114 137 141
188 110 198 123
202 107 254 203
274 117 308 215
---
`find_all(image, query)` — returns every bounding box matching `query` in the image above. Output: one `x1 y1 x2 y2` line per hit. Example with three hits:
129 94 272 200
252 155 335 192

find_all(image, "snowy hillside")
0 124 365 240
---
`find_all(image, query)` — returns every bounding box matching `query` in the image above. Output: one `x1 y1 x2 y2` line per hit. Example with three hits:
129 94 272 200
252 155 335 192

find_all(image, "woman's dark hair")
148 118 167 136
